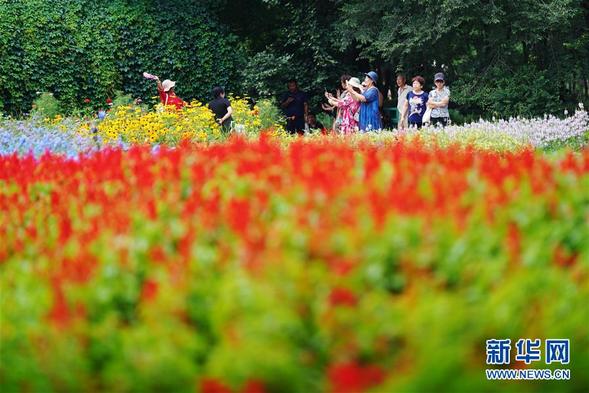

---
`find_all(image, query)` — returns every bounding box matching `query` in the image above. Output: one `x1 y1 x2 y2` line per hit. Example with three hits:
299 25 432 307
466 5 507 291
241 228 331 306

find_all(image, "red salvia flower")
327 362 385 393
47 278 71 326
241 379 265 393
227 198 251 236
329 287 358 308
200 378 232 393
141 279 159 302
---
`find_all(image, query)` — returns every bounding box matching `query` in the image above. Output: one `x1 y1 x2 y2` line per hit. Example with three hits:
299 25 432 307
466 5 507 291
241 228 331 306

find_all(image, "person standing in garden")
147 74 186 110
321 74 353 132
208 86 233 132
335 74 351 131
396 74 412 129
280 79 309 134
345 71 382 132
401 76 429 129
325 77 362 134
427 72 451 127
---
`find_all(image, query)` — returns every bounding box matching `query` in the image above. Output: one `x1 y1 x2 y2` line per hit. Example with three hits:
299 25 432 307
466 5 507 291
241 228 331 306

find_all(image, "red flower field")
1 135 588 392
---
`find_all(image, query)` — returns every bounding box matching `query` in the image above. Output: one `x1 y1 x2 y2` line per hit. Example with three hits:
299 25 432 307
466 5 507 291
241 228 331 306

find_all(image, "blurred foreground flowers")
1 136 588 392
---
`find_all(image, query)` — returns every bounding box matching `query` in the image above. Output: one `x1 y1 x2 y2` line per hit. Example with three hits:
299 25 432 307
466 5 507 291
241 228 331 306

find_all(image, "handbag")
423 107 432 124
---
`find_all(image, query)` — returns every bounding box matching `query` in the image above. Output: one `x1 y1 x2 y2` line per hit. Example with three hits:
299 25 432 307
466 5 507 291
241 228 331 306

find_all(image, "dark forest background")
1 0 588 119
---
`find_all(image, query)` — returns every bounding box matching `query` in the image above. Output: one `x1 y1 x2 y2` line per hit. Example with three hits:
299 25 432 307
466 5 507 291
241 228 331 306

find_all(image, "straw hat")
162 79 176 92
348 77 362 89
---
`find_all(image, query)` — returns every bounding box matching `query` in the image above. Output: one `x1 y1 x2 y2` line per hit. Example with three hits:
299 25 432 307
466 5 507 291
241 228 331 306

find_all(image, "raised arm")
321 103 335 112
155 76 163 92
326 96 342 107
346 85 367 103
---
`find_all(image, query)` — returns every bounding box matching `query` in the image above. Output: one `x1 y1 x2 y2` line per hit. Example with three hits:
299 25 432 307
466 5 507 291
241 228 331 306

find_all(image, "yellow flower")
74 97 284 145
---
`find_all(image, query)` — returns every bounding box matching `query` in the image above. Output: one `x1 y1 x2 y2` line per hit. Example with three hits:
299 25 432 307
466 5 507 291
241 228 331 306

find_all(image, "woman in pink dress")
325 77 362 134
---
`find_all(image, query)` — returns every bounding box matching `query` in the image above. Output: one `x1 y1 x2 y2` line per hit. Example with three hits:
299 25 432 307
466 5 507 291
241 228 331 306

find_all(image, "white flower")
579 102 584 110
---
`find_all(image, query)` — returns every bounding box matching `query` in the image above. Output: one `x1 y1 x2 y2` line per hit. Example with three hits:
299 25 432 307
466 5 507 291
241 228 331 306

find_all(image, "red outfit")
159 90 186 110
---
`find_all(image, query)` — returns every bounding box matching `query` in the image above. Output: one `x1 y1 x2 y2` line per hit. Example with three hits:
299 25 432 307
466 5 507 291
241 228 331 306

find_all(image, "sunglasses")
435 80 445 83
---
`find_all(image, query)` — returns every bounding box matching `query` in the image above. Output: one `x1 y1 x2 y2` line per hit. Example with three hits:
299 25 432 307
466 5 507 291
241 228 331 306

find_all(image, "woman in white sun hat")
144 72 186 110
325 77 362 134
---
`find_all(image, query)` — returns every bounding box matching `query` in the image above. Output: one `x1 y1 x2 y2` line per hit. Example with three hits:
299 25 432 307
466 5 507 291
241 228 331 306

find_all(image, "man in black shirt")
280 79 308 134
208 87 233 132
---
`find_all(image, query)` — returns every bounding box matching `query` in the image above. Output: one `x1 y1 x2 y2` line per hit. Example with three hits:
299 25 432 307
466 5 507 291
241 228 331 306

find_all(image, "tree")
0 0 245 114
334 0 588 117
211 0 363 109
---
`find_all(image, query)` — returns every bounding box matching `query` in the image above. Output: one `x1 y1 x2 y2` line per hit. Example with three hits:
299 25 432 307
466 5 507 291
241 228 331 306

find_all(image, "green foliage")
540 131 589 152
242 51 298 98
316 112 333 130
32 92 61 119
333 0 589 117
2 0 588 119
256 99 286 129
224 1 357 111
0 0 246 115
207 0 589 117
452 66 561 119
111 91 134 108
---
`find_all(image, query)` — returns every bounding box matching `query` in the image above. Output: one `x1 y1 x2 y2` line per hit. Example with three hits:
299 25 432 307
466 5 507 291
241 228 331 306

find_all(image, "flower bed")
88 98 286 145
1 136 588 392
0 117 96 158
1 105 587 158
423 106 589 148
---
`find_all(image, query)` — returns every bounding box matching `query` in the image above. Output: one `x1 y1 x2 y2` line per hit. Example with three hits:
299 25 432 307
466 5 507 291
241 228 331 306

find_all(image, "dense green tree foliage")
0 0 244 114
214 0 589 118
1 0 587 117
332 0 589 117
211 0 361 109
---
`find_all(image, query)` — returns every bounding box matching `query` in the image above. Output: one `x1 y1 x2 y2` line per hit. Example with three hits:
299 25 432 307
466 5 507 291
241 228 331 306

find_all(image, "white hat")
348 77 362 89
162 79 176 92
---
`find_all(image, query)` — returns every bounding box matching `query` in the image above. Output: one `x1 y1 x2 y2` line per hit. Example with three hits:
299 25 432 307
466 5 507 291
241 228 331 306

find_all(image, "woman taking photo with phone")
325 77 362 134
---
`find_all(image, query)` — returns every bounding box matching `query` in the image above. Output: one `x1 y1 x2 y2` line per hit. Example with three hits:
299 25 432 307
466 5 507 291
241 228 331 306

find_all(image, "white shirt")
397 85 412 112
429 87 450 118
